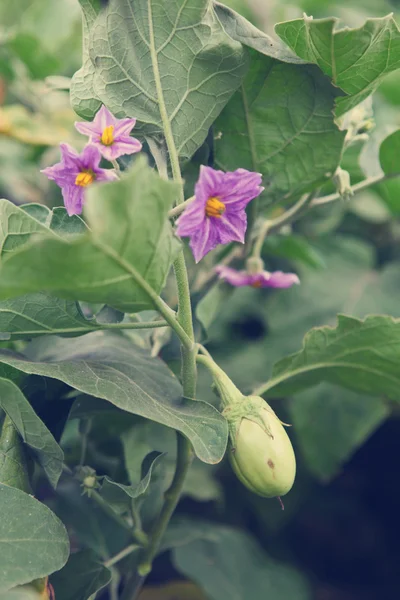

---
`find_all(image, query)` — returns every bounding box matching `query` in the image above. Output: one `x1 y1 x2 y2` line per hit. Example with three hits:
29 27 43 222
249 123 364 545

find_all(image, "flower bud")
333 167 353 201
225 396 296 498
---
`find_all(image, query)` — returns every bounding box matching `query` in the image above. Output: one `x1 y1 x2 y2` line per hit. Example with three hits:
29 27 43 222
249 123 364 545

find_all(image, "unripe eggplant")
226 396 296 498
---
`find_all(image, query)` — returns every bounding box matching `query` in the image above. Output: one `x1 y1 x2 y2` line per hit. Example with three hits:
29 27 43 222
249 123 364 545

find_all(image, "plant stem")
137 433 193 577
121 9 197 599
311 173 399 206
168 196 194 218
104 544 139 569
252 192 313 258
93 240 193 350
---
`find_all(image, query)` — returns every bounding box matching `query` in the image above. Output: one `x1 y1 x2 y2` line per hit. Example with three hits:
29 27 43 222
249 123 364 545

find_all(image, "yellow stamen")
75 170 95 187
101 125 115 146
205 196 226 218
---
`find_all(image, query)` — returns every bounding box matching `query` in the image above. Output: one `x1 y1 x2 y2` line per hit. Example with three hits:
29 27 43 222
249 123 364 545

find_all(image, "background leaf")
0 483 69 592
258 315 400 400
214 53 345 205
289 383 390 480
0 293 99 340
50 550 111 600
0 378 64 488
0 333 228 464
275 15 400 115
0 416 31 492
172 523 311 600
379 129 400 175
71 0 247 160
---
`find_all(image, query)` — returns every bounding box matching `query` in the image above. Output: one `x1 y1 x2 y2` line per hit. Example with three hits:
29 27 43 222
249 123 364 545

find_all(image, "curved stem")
104 544 139 569
311 173 399 206
168 196 194 218
122 7 197 598
252 192 313 258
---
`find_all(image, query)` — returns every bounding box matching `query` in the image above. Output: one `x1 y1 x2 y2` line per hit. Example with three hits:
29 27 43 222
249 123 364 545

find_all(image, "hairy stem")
121 6 197 599
104 544 139 569
252 192 313 258
311 173 400 206
168 196 194 218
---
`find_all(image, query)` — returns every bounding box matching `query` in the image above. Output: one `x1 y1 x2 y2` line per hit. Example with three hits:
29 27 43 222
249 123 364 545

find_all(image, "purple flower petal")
217 211 247 244
176 166 263 262
215 265 300 289
80 144 102 170
98 137 142 161
189 218 220 263
215 266 252 286
94 104 115 130
75 105 141 161
114 118 137 137
75 120 99 137
260 271 300 288
61 185 84 216
42 142 116 215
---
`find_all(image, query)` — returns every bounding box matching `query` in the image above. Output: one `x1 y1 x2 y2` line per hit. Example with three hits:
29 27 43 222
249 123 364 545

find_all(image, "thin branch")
104 544 139 569
311 173 400 207
168 196 194 218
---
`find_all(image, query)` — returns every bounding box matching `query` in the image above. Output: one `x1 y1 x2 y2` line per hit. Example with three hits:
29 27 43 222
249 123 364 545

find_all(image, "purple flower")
75 105 142 161
216 265 300 288
176 166 263 262
41 143 117 215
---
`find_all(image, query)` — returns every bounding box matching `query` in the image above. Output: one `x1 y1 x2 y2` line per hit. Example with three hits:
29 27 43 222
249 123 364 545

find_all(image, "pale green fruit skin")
229 399 296 498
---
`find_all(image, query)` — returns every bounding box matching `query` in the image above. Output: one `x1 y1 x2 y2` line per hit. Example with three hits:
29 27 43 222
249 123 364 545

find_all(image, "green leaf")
101 451 166 507
0 293 101 340
70 1 102 120
122 422 221 502
275 15 400 116
214 53 345 205
0 483 69 592
51 550 111 600
214 2 304 63
172 523 311 600
379 129 400 175
71 0 247 160
0 333 228 464
0 416 31 493
0 159 181 312
289 383 389 481
55 478 130 560
257 315 400 400
0 379 64 488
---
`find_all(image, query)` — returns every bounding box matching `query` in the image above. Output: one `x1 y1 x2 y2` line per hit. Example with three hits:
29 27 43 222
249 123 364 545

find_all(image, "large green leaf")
256 315 400 400
71 0 247 160
0 293 100 340
0 483 69 592
214 2 304 63
0 416 31 492
0 333 228 463
0 159 181 312
0 379 63 488
275 15 400 115
214 52 345 205
51 550 111 600
70 1 102 120
379 129 400 175
172 523 311 600
289 383 389 481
